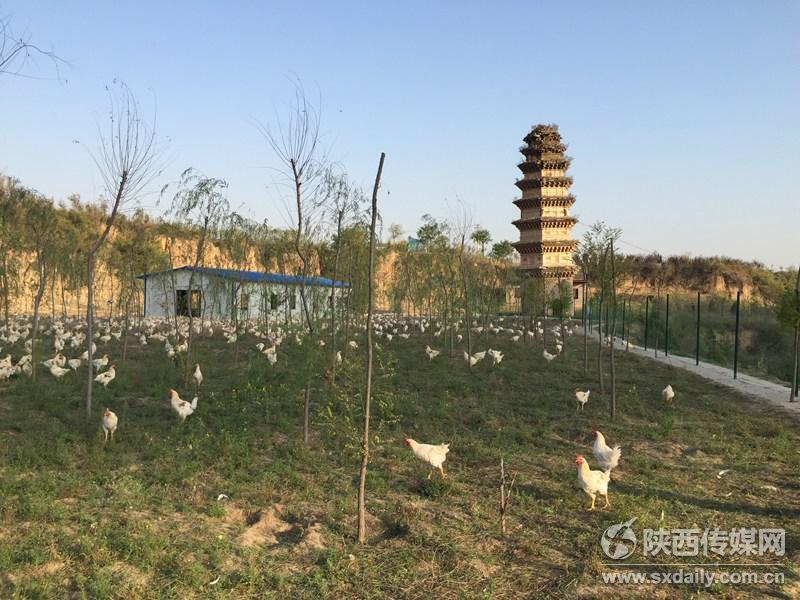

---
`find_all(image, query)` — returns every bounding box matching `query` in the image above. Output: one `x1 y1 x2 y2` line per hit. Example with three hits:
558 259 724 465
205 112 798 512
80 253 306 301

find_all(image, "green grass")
0 319 798 599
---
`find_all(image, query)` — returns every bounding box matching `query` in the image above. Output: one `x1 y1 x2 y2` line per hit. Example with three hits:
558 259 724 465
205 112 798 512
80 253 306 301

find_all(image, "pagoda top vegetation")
521 124 568 154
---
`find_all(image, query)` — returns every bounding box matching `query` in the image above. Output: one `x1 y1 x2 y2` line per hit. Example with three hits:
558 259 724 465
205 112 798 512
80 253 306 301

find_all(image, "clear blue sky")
1 1 798 267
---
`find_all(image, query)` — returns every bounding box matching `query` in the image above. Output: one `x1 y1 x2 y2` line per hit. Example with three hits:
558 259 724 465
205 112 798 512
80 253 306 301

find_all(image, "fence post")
665 293 670 356
793 325 799 401
733 290 741 379
621 300 626 348
644 296 650 351
695 291 701 366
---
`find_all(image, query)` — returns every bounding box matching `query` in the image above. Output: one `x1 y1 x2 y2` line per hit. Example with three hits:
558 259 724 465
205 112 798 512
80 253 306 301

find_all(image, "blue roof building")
137 266 350 320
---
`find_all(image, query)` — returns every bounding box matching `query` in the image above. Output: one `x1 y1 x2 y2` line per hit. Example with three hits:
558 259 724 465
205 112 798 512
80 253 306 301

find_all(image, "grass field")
1 318 798 599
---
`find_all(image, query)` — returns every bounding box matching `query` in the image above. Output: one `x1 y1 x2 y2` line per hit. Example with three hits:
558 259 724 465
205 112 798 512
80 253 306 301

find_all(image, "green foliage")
489 240 514 261
470 226 492 255
775 270 800 329
415 214 449 248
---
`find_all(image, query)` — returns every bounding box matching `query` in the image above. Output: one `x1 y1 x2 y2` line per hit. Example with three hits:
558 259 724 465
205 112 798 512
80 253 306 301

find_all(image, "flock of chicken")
1 312 678 510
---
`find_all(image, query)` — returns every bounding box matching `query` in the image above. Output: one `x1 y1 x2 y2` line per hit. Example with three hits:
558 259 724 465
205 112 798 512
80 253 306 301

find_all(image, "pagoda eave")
512 217 578 230
514 176 574 190
513 195 576 209
517 159 571 173
524 266 579 279
513 240 579 253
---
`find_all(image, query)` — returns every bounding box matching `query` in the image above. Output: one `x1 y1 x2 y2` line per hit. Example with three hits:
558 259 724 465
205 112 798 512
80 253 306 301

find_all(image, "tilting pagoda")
511 124 578 284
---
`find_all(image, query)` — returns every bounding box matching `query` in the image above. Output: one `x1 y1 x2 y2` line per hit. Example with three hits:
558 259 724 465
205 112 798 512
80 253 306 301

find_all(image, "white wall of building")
143 270 337 322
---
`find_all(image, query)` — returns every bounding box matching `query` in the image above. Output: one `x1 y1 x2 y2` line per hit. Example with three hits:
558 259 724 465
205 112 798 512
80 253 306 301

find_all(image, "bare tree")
596 245 609 395
498 457 517 535
258 82 326 444
609 238 618 419
357 152 385 544
0 16 64 78
81 82 160 423
452 207 474 368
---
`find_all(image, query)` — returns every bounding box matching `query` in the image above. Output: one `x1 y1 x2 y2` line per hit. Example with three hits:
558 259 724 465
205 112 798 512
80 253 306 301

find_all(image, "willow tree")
23 194 56 381
164 169 229 384
0 176 24 331
453 210 475 367
108 209 168 360
320 169 361 384
577 222 621 392
219 212 257 366
82 83 160 423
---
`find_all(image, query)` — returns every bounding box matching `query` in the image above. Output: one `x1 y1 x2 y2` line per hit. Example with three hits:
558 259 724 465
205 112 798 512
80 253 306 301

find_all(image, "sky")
1 1 798 268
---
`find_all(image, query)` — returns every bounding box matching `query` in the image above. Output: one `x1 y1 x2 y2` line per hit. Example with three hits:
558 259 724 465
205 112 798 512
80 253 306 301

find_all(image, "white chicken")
94 365 116 388
265 349 278 365
591 430 622 471
404 438 450 479
662 384 675 403
336 350 342 364
102 408 118 443
542 350 556 362
425 345 440 360
92 354 110 370
488 348 503 365
575 389 590 410
67 358 82 371
49 362 70 379
193 363 203 388
348 340 358 350
42 353 66 368
575 455 611 510
168 388 198 421
81 342 97 360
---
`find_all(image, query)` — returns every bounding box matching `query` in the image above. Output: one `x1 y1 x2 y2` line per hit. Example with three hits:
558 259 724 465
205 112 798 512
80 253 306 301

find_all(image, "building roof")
137 266 351 288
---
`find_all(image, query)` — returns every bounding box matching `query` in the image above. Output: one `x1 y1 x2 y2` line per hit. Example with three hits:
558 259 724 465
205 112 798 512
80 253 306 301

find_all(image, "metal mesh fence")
580 293 798 389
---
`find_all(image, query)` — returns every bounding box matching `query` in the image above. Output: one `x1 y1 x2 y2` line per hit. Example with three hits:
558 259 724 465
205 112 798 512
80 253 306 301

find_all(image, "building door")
176 289 202 317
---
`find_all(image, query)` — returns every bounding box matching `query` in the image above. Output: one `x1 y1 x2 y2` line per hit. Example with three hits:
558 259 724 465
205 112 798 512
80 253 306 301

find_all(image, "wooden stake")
499 457 517 536
357 152 385 544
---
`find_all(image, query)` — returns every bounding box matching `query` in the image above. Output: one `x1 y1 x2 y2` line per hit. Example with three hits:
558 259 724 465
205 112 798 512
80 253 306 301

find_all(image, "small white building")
138 266 350 321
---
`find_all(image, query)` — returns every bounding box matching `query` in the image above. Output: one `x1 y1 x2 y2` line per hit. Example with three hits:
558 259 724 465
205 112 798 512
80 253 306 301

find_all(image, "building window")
176 289 201 317
573 288 580 300
289 292 297 310
270 293 278 311
239 292 249 313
